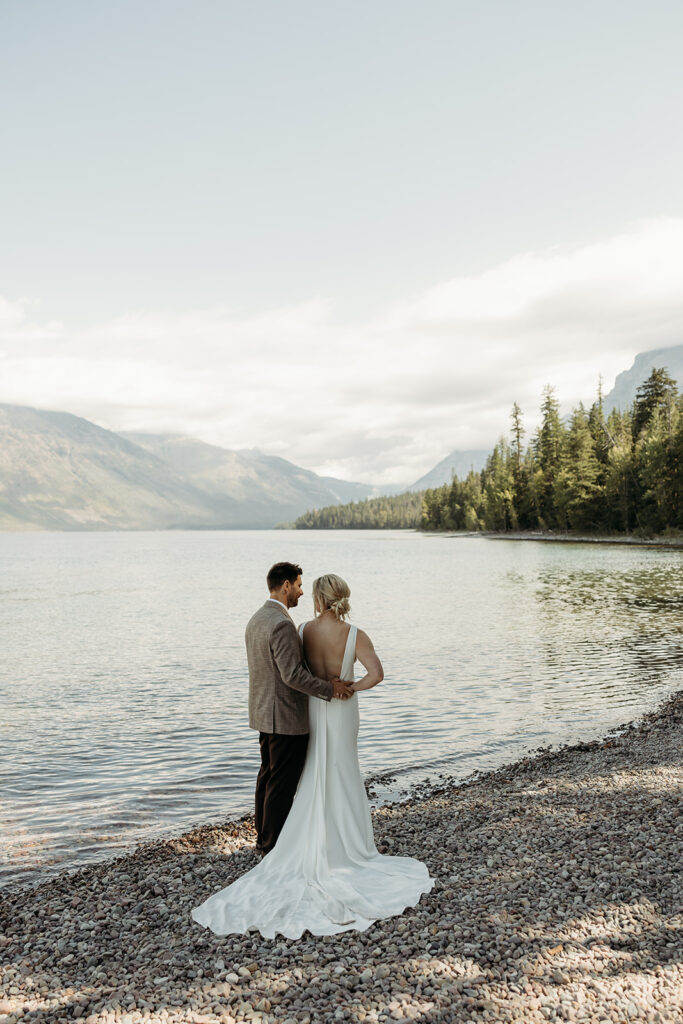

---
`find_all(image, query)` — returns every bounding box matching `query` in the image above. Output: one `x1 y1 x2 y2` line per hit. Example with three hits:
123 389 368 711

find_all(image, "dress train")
191 624 434 938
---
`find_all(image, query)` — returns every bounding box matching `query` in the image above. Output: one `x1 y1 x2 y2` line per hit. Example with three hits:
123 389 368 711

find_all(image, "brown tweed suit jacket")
245 601 334 735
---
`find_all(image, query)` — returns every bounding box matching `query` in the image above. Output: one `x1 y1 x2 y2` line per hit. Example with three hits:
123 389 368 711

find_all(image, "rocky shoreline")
461 531 683 549
2 692 682 1024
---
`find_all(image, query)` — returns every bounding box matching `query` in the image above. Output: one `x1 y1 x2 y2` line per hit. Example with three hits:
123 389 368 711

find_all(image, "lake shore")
437 529 683 549
2 692 682 1024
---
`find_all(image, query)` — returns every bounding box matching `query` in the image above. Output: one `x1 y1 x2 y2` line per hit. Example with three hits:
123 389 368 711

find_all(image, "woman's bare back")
302 614 383 691
302 617 353 681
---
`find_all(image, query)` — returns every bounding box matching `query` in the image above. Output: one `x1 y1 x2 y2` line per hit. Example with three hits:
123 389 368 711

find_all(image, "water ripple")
1 530 681 888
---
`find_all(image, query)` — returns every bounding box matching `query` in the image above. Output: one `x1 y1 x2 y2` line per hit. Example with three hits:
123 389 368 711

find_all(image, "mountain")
408 449 490 491
120 432 373 527
603 343 683 413
0 404 229 531
0 405 373 530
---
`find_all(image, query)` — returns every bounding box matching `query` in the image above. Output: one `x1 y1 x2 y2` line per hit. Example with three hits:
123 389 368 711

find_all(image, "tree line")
293 490 424 529
294 368 682 536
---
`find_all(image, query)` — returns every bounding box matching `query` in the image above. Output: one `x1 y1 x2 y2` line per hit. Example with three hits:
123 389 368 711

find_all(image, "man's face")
284 574 304 608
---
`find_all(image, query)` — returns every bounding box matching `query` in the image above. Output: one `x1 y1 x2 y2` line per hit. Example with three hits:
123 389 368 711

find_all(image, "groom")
245 561 354 854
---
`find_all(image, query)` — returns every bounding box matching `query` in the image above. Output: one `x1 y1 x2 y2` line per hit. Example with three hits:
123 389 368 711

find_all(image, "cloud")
2 218 683 484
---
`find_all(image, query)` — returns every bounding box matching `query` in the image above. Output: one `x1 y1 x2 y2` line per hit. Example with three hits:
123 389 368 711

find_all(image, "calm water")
1 530 682 890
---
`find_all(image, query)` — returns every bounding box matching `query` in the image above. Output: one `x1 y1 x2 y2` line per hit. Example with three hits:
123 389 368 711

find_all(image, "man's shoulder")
246 602 291 638
246 602 269 631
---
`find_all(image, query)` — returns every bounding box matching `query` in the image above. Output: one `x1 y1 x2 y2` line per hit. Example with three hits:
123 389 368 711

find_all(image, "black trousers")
255 731 309 854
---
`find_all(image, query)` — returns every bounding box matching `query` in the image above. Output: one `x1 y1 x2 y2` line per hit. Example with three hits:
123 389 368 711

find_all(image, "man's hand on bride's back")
331 677 354 700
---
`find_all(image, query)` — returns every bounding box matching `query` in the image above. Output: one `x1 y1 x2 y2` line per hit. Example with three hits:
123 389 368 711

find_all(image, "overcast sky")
2 1 683 484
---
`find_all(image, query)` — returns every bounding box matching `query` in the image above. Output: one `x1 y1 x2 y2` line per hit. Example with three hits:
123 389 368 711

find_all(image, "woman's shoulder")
299 619 325 640
354 626 374 648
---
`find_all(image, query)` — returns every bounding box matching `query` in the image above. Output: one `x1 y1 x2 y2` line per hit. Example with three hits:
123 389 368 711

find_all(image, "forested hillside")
292 491 423 529
293 369 682 536
423 368 681 535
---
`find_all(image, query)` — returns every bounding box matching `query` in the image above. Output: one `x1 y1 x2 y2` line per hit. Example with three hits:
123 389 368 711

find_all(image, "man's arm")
270 618 335 701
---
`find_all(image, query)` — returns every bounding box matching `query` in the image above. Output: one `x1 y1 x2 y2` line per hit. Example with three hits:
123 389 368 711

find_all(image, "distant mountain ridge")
4 345 681 531
0 405 374 531
408 449 490 491
121 432 373 524
603 343 683 413
408 344 683 492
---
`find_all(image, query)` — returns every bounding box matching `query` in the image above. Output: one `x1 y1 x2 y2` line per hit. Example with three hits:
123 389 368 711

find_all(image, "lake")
1 530 682 890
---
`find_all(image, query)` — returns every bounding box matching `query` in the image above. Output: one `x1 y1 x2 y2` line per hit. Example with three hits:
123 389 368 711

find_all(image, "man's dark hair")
267 562 302 592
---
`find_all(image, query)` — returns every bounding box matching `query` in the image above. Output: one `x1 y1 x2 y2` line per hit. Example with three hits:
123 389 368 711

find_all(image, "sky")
2 0 683 484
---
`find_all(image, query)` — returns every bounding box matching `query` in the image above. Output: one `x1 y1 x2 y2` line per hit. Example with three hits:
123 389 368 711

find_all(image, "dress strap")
340 625 357 682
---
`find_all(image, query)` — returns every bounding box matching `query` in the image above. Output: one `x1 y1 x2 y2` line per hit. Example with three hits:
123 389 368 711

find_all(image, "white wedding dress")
191 623 434 938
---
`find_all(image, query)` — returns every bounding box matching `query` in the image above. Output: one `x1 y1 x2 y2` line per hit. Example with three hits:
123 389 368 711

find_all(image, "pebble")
1 691 682 1023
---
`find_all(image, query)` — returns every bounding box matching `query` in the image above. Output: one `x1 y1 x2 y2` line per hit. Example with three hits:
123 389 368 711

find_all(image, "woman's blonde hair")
313 573 351 620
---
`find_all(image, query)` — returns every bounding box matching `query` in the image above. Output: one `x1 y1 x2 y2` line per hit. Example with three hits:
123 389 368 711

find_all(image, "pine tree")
672 394 683 530
482 439 516 530
632 367 678 439
510 402 524 476
604 409 635 532
509 402 528 527
565 404 602 530
533 386 567 528
635 388 681 533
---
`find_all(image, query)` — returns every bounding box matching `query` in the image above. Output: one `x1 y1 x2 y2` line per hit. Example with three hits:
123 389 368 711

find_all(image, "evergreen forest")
292 490 423 530
293 369 682 536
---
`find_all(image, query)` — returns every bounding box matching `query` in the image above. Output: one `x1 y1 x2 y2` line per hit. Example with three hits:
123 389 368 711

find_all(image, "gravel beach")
2 691 681 1024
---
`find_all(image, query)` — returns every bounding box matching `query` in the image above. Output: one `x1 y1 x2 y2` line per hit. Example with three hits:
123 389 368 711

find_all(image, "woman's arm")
351 629 384 691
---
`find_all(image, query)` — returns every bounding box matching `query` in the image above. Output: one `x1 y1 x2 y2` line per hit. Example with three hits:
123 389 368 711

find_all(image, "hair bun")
313 574 351 621
331 596 351 619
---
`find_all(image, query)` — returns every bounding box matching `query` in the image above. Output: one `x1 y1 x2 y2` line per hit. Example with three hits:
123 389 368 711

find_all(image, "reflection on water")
533 560 683 713
1 530 681 888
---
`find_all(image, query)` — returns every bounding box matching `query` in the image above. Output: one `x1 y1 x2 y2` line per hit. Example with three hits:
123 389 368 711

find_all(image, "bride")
191 573 434 938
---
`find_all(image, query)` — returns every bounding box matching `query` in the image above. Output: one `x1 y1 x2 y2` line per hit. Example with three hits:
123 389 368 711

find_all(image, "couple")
191 562 434 939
